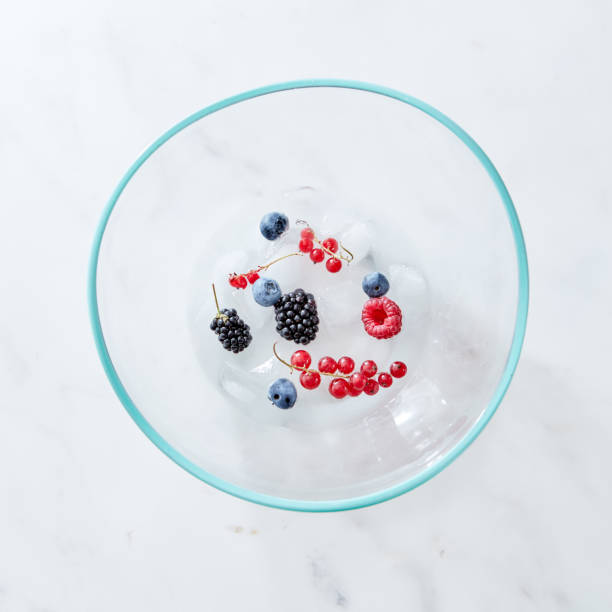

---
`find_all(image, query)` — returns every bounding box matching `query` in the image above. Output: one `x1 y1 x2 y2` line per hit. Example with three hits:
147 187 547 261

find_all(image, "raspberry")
361 297 402 339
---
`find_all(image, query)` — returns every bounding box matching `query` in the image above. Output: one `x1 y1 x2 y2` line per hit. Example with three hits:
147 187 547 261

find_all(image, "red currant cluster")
298 225 352 273
274 343 407 400
227 252 301 289
228 269 260 289
227 220 353 288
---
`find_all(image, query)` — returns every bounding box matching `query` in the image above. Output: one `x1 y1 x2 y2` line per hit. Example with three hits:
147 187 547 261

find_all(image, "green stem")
212 284 228 320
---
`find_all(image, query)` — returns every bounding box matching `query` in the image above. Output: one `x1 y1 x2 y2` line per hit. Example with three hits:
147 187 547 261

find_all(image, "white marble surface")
1 0 611 610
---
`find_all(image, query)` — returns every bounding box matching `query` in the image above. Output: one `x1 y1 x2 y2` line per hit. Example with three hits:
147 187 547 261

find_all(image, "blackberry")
210 308 252 353
273 288 319 345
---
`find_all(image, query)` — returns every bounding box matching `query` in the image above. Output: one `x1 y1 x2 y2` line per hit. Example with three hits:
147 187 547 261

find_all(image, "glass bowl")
88 80 528 511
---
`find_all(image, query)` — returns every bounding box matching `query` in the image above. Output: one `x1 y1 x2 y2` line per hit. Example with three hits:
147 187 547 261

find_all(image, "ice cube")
388 264 430 323
340 222 373 265
317 279 363 329
213 250 249 282
219 362 261 404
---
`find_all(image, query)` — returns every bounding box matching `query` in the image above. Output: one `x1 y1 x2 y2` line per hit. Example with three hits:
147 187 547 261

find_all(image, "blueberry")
268 378 297 409
362 272 390 297
252 277 282 307
259 212 289 241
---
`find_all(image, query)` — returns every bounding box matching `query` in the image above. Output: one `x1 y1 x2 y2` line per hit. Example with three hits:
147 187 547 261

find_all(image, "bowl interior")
92 82 526 509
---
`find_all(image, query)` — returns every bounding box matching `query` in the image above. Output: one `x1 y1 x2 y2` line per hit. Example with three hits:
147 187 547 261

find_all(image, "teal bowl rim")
88 79 529 512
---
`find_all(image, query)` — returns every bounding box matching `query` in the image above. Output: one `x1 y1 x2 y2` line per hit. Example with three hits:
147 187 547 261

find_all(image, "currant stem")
339 243 354 263
259 251 303 271
272 343 350 379
231 252 303 281
212 283 228 320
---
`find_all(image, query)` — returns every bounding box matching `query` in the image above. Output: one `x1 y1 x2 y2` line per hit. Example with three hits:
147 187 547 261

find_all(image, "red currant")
291 350 311 369
300 370 321 390
337 356 355 374
360 360 378 378
326 257 342 273
378 372 393 388
349 372 367 391
318 356 338 374
347 382 363 397
322 237 338 253
300 227 315 240
390 361 408 378
364 379 379 395
235 275 248 289
310 248 325 263
229 275 239 288
246 271 260 284
329 378 349 399
299 237 314 253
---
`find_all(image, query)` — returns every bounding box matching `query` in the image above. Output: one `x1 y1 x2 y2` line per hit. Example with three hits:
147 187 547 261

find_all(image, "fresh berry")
301 227 315 240
246 271 260 284
252 277 282 307
362 297 402 339
364 379 379 395
260 212 289 241
349 372 367 391
210 308 252 353
268 378 297 408
273 289 319 345
337 356 355 374
229 274 247 289
299 237 314 253
360 360 378 378
291 350 311 369
329 378 349 399
390 361 407 378
362 272 390 298
326 257 342 273
300 370 321 390
347 382 363 396
318 356 338 374
235 275 248 289
310 248 325 263
378 372 393 388
322 237 338 253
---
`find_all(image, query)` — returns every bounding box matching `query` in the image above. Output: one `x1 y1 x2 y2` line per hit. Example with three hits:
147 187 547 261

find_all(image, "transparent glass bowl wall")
91 82 527 511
